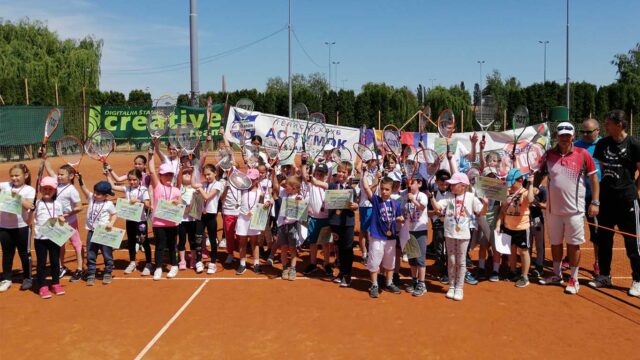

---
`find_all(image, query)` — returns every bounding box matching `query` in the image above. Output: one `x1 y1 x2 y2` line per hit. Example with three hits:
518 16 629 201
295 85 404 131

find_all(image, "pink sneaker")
39 286 52 299
51 284 65 296
178 260 187 271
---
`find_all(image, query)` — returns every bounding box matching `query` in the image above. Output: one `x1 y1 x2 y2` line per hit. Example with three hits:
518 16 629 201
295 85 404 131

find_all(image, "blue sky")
1 0 638 99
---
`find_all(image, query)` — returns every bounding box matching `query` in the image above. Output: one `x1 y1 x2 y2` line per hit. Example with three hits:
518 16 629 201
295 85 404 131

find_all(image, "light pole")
324 41 335 90
538 40 549 83
332 61 340 91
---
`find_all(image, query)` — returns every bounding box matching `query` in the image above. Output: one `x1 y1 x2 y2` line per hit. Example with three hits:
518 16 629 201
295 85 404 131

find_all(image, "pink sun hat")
446 172 470 186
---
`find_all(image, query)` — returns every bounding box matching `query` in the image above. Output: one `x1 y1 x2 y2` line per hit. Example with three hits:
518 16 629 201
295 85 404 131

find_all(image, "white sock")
253 259 259 266
386 278 393 286
570 266 579 280
553 261 561 276
479 259 485 269
240 258 246 266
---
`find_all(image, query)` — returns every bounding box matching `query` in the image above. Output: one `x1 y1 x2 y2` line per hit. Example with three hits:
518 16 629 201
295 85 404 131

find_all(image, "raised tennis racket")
383 124 402 158
511 105 529 160
293 103 309 120
437 109 456 155
465 166 481 184
206 96 213 140
331 147 352 163
475 95 497 141
277 136 296 164
86 129 115 169
410 148 440 181
176 123 201 160
147 109 169 151
525 142 546 175
309 112 326 124
304 121 329 164
55 135 83 171
229 171 252 190
419 106 432 135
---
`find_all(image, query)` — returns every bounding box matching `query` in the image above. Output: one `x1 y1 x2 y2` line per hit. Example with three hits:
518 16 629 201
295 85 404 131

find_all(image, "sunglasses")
557 126 574 131
580 129 599 134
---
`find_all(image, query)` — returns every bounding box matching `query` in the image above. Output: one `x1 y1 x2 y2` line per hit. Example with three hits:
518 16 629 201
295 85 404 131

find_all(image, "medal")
454 225 460 232
386 230 392 237
452 192 466 234
335 209 342 215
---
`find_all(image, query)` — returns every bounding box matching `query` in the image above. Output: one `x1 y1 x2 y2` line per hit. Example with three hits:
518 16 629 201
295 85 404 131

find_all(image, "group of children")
0 132 562 302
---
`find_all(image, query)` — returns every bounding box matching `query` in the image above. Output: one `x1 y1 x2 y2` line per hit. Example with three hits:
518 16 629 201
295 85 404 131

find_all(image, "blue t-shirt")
370 195 402 240
574 137 601 197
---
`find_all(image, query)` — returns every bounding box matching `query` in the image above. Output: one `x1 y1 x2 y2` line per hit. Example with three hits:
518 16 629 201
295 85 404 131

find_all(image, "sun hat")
40 176 58 189
246 168 260 180
159 163 175 175
446 172 470 186
506 168 525 187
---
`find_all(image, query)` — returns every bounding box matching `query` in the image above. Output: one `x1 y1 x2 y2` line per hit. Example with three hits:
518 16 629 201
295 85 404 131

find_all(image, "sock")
493 263 500 272
479 259 485 269
570 266 579 280
253 259 259 266
386 278 393 286
553 261 561 276
240 258 246 266
371 280 378 287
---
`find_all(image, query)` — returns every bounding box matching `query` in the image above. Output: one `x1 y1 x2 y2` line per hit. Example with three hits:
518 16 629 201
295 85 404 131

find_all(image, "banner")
0 106 65 146
88 104 224 141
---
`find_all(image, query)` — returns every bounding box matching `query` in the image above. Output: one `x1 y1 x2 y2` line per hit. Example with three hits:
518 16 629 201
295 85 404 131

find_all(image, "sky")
1 0 638 99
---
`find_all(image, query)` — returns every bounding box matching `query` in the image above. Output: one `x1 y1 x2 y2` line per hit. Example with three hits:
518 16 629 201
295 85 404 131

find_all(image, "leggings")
331 225 354 277
446 237 470 290
197 213 218 261
125 220 151 263
0 227 31 281
529 218 545 267
597 196 640 281
179 221 202 262
35 239 60 286
153 226 178 266
432 224 446 276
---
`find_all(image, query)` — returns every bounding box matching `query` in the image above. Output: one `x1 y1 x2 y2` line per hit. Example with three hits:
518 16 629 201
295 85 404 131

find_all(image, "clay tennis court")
1 152 638 359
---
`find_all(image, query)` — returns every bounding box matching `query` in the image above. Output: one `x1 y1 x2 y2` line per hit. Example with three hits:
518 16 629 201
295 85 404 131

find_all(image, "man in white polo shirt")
534 122 600 295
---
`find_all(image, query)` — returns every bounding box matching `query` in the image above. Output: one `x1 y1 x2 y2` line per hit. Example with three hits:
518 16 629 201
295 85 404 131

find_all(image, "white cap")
557 122 575 136
323 143 335 152
388 171 402 182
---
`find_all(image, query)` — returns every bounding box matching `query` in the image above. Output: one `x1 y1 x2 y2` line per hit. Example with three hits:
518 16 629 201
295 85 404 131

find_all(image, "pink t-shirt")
542 146 597 216
152 183 182 227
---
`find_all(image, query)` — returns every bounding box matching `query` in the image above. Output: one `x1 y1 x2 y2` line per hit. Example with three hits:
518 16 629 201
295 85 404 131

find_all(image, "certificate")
188 194 204 220
40 219 75 247
115 198 144 222
249 204 270 231
403 234 422 259
494 230 511 255
475 176 508 202
155 199 186 224
284 197 308 221
0 190 23 215
434 138 457 155
90 225 126 249
325 190 352 210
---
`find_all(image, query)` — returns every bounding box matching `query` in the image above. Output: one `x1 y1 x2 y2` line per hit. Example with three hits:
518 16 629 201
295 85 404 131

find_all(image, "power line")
291 29 324 68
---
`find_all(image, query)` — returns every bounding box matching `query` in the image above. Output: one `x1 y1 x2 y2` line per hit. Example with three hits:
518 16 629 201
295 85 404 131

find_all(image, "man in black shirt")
589 110 640 297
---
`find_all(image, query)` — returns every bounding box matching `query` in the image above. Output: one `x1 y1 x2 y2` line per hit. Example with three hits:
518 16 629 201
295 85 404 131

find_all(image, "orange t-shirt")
503 189 530 231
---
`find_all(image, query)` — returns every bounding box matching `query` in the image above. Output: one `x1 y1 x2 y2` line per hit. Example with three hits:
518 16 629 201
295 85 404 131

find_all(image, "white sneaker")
453 289 464 301
207 263 217 274
124 261 136 274
141 264 153 276
195 261 204 273
446 287 455 299
206 237 211 247
629 281 640 297
565 278 580 295
0 280 12 292
167 266 179 278
219 238 226 248
402 254 409 262
266 257 274 266
153 267 163 281
225 254 234 265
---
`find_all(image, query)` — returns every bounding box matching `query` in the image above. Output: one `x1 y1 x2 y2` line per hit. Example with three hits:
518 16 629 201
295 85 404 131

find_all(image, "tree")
127 89 152 106
612 43 640 85
473 83 481 106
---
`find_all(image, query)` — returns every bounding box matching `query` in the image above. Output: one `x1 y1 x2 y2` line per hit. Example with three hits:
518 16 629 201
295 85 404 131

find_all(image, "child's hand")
193 183 202 190
264 201 272 208
348 202 358 211
408 193 415 202
172 199 180 205
106 224 113 231
58 216 66 224
129 199 138 205
396 216 405 224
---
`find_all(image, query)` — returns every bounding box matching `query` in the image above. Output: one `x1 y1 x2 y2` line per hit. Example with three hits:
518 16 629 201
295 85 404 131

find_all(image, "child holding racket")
0 164 35 292
32 177 67 298
431 172 488 301
301 161 332 278
44 160 84 281
276 175 304 281
428 170 451 283
177 166 200 272
77 176 117 286
107 169 152 275
404 176 430 296
235 169 270 275
220 168 242 266
357 153 379 263
149 152 182 280
195 164 225 274
106 155 151 188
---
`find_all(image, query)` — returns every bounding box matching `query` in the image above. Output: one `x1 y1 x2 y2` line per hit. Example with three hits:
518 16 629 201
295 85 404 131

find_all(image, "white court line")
134 279 209 360
116 276 311 281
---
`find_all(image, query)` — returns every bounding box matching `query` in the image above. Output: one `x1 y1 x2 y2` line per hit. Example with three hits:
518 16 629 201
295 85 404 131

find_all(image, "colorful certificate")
434 138 457 155
155 199 186 224
90 225 126 249
403 234 422 259
249 204 270 231
475 176 508 202
188 194 204 220
325 190 352 210
40 219 75 247
115 198 144 222
285 197 308 221
0 190 23 215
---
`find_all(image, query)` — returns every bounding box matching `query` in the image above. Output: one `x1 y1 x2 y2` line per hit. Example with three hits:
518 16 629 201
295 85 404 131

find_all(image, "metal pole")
25 78 29 105
189 0 200 106
82 86 87 141
332 61 340 92
477 60 485 125
566 0 570 111
539 40 549 83
324 41 335 90
55 81 59 106
288 0 292 118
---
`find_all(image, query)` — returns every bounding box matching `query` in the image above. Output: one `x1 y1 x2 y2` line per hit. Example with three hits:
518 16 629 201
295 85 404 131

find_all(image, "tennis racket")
262 137 280 161
309 112 326 124
206 96 213 143
55 135 83 171
217 148 234 172
293 103 309 120
383 124 402 159
437 109 456 155
353 143 378 175
167 127 180 149
147 109 169 151
511 105 529 160
475 95 497 141
229 171 252 191
411 148 440 181
277 136 296 164
465 166 481 184
176 123 201 160
86 129 115 169
331 147 352 163
420 105 434 135
525 142 546 175
243 144 261 168
305 121 329 164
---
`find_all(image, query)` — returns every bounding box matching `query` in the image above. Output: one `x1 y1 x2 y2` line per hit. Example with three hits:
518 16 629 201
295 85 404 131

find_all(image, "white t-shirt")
0 182 35 229
431 187 449 223
203 180 225 214
436 192 483 240
222 183 241 216
125 186 150 221
406 191 429 232
85 194 117 231
307 183 328 219
33 199 64 240
56 183 81 224
181 186 197 222
239 188 264 216
358 172 374 207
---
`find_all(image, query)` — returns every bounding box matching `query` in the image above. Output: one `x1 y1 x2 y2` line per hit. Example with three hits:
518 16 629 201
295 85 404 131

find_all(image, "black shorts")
503 228 529 249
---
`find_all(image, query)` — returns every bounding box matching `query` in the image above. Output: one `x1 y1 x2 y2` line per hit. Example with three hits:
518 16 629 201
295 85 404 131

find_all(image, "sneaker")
167 266 179 278
153 268 163 281
195 261 205 273
593 262 600 277
254 264 264 274
20 278 32 290
124 261 137 274
141 264 153 276
178 259 187 271
476 268 487 281
69 270 83 282
218 238 226 248
392 273 402 287
0 280 12 292
565 277 579 295
266 257 274 267
530 267 542 278
207 263 217 274
561 259 570 271
59 266 68 278
629 281 640 297
369 284 380 298
440 275 449 285
402 254 409 262
386 283 401 294
303 264 318 276
489 271 500 282
51 284 65 296
102 273 113 285
225 254 234 265
235 264 246 275
587 275 612 289
540 275 564 286
39 286 52 299
288 268 297 281
515 275 530 288
406 280 418 294
332 273 343 284
465 271 478 285
86 275 96 286
281 268 290 280
339 276 352 288
508 271 520 282
446 287 455 299
453 289 464 301
412 282 427 297
323 264 334 277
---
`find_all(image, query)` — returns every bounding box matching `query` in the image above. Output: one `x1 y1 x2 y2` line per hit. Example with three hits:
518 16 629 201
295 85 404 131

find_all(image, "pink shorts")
67 219 83 252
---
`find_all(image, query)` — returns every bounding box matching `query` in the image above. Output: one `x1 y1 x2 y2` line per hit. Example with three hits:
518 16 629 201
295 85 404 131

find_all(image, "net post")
24 78 29 105
55 82 59 106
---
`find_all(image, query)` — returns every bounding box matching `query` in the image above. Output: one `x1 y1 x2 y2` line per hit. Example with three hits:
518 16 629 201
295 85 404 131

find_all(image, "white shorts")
547 213 585 246
235 214 260 237
366 238 396 273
